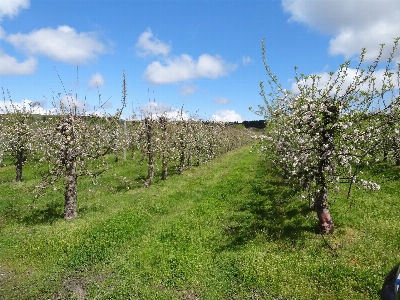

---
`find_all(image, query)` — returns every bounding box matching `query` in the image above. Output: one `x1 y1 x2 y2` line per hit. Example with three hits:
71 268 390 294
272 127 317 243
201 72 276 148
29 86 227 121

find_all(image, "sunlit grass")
0 144 399 299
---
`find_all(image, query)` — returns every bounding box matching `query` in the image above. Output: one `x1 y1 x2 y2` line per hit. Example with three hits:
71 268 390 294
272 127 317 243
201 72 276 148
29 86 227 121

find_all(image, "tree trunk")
314 187 334 234
383 149 388 162
195 146 201 166
178 149 185 174
186 151 192 170
15 149 26 182
160 117 168 180
161 146 168 180
313 102 338 234
64 158 78 220
177 140 185 174
145 153 154 187
177 125 186 174
144 117 154 187
161 168 167 181
59 115 78 220
392 136 399 165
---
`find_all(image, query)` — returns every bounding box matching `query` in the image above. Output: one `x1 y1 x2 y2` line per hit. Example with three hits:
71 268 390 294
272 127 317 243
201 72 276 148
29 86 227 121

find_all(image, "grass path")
0 144 399 299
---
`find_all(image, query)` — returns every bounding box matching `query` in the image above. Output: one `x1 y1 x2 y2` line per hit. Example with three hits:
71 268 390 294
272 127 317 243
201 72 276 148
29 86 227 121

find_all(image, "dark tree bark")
161 160 168 180
186 151 192 170
315 187 334 234
58 115 79 220
392 138 400 164
64 158 77 220
161 165 167 180
383 149 388 162
178 143 186 174
144 117 154 187
314 102 338 234
177 123 187 175
195 145 201 166
160 116 168 180
15 148 26 182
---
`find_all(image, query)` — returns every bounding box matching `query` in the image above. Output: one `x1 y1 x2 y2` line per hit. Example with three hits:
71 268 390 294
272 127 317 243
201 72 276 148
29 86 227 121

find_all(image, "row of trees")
1 73 252 220
255 38 400 234
134 114 251 187
1 71 127 220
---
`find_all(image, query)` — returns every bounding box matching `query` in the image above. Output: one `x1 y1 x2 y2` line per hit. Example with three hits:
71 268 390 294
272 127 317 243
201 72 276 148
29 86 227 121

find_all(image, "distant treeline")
228 120 266 129
1 114 266 129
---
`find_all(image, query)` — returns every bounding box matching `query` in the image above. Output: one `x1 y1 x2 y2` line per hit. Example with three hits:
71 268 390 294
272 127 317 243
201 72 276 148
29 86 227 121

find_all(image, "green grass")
0 145 399 299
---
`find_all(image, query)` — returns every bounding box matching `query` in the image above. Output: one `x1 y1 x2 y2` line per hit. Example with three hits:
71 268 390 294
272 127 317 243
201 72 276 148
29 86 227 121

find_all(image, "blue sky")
1 0 399 121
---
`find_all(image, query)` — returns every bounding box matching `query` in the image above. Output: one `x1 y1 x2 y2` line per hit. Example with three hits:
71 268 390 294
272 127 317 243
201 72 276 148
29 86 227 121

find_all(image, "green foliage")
0 144 399 299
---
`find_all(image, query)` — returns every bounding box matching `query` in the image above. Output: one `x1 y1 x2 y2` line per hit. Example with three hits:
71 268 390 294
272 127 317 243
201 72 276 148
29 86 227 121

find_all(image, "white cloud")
144 53 237 85
0 98 119 117
290 67 399 95
242 55 254 66
0 99 55 115
7 25 106 64
139 102 189 120
211 109 243 122
328 25 400 61
88 72 105 89
213 96 229 104
163 109 189 121
137 29 237 85
136 28 171 57
180 84 198 96
282 0 400 61
0 26 5 39
0 0 29 20
0 48 37 75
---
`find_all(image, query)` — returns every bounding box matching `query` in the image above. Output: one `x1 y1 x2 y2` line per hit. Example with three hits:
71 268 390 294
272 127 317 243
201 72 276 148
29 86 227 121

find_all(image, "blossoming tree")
0 92 41 182
36 71 127 220
257 38 400 234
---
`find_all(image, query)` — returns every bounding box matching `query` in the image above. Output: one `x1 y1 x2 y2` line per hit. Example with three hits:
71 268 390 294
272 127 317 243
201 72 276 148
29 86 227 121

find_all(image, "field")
0 143 399 299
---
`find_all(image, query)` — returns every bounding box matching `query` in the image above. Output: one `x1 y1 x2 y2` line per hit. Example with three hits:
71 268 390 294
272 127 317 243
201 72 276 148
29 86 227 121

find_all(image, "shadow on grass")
219 164 315 251
22 200 64 225
368 162 400 181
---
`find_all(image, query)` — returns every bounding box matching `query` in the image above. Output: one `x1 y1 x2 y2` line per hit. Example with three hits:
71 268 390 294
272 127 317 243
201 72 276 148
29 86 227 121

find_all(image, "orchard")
0 71 252 221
